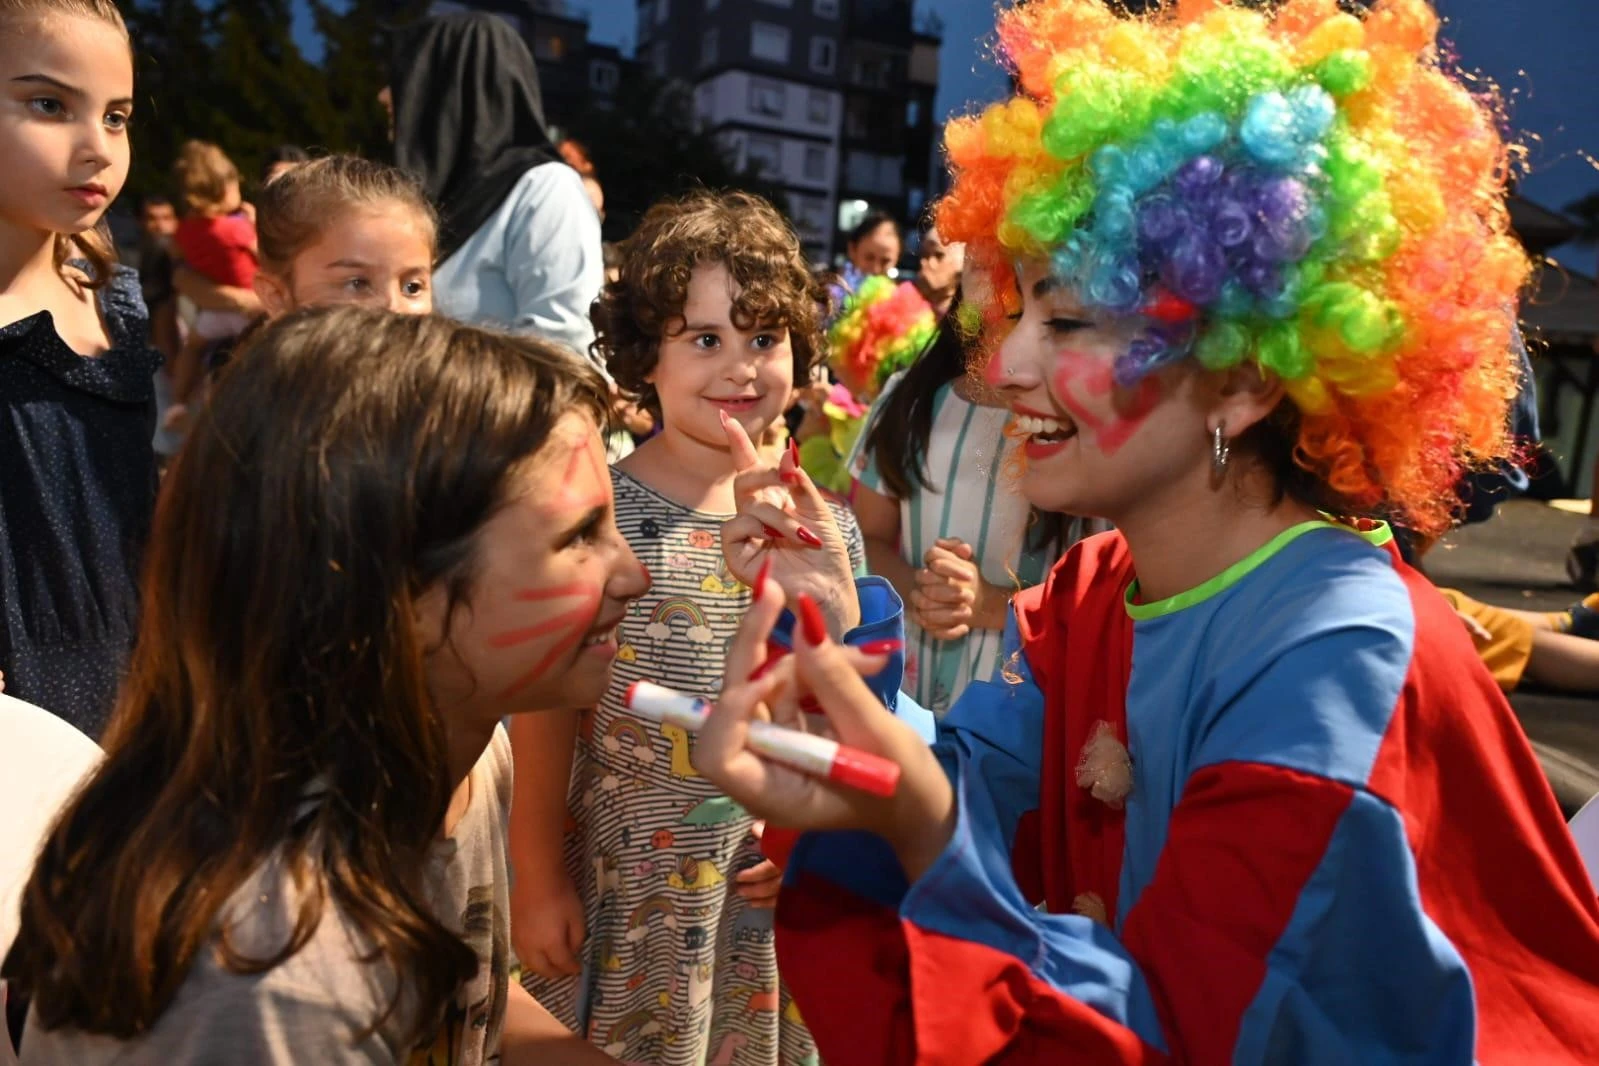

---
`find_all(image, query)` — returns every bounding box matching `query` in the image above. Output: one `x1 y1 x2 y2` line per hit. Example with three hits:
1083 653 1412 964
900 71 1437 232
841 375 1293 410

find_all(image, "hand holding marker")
625 680 901 798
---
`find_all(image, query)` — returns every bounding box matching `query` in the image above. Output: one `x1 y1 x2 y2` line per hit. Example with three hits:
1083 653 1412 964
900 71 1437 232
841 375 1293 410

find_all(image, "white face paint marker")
625 680 901 798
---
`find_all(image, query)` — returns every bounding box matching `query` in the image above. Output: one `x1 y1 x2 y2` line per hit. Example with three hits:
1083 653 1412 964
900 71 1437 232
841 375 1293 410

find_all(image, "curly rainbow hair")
937 0 1529 534
827 275 940 398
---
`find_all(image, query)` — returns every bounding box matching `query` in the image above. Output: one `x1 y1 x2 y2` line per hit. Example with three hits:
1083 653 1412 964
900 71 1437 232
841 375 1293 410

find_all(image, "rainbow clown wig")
827 275 940 399
937 0 1529 535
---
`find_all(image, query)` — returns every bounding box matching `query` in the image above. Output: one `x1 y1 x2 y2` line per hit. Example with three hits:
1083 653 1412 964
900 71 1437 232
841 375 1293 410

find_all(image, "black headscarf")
390 13 562 264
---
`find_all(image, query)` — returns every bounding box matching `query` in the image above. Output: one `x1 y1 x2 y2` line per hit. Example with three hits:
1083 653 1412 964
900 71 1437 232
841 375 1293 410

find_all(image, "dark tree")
563 72 794 241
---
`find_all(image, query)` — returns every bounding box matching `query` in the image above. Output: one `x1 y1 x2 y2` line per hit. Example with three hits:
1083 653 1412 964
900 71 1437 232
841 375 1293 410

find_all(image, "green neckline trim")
1123 519 1392 621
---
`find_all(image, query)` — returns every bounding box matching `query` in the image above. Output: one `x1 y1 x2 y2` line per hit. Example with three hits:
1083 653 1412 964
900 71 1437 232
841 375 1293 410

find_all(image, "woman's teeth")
1016 414 1074 441
582 628 616 647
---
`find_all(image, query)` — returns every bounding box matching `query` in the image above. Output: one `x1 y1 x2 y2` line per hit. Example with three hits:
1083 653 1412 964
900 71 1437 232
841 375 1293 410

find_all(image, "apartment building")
638 0 940 262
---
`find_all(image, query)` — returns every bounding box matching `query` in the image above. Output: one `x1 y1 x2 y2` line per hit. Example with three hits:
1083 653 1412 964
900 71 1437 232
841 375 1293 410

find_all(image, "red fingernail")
780 468 802 486
799 695 821 713
858 639 902 656
754 557 771 598
796 594 828 645
787 439 800 466
750 656 778 682
762 523 784 540
795 526 822 548
641 563 652 585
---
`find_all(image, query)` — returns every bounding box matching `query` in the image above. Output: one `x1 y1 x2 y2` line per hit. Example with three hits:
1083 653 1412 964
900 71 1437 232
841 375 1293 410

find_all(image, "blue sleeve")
768 575 934 743
777 602 1479 1063
502 164 606 369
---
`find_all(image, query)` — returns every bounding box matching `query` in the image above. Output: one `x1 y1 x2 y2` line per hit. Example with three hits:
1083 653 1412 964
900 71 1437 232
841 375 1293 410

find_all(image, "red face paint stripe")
487 606 598 648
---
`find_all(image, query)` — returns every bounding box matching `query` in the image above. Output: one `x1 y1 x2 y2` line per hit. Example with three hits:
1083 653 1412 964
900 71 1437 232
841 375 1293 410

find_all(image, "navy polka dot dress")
0 265 160 738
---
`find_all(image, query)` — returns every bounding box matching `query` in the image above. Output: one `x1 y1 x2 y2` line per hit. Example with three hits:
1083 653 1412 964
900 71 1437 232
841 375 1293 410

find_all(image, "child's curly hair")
594 191 827 417
939 0 1530 536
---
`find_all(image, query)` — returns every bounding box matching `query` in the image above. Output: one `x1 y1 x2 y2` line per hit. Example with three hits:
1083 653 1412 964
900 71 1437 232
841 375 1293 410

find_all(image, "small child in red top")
165 140 258 431
172 140 256 343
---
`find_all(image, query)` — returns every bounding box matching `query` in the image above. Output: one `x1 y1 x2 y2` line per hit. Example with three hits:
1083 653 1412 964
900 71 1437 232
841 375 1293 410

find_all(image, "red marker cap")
826 747 901 798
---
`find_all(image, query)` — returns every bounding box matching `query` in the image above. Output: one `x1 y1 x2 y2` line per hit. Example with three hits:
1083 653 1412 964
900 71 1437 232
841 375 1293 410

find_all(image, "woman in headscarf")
387 12 605 364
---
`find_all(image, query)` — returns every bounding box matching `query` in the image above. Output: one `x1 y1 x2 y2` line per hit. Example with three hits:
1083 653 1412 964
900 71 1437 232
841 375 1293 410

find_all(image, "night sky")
580 0 1599 258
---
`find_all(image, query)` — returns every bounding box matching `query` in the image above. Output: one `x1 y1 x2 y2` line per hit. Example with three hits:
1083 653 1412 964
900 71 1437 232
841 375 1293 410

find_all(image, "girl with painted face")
6 307 641 1064
691 0 1599 1061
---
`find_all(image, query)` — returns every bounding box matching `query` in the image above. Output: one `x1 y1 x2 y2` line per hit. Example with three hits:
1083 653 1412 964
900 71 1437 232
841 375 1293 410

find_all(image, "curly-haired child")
688 0 1599 1062
511 191 864 1065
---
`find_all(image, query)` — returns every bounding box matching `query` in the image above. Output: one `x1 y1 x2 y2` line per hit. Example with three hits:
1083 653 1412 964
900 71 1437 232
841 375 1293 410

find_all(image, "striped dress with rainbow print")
522 467 863 1066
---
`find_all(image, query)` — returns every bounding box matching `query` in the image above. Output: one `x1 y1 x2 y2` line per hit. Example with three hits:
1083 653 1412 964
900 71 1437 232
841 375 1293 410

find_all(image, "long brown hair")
0 0 129 288
2 307 608 1043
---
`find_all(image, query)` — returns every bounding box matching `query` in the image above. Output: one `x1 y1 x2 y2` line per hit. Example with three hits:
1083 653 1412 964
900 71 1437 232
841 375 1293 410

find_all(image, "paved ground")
1425 500 1599 816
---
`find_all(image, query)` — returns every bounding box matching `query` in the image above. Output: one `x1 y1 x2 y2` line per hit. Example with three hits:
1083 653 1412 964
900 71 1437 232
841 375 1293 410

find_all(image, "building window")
756 0 793 5
589 61 619 92
649 40 668 77
790 193 827 236
906 98 922 127
908 186 926 216
813 0 839 16
807 89 830 125
845 98 869 139
655 0 669 24
748 77 786 118
705 0 719 7
533 35 565 62
700 27 718 68
750 21 790 63
809 37 836 75
746 135 783 176
804 145 826 181
637 1 653 43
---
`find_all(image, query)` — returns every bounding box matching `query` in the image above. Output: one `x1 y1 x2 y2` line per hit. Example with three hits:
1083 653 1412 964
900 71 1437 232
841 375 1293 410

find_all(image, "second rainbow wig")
827 275 939 399
938 0 1529 534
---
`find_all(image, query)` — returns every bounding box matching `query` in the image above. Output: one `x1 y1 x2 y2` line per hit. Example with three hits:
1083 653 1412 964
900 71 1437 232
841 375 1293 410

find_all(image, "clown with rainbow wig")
689 1 1599 1062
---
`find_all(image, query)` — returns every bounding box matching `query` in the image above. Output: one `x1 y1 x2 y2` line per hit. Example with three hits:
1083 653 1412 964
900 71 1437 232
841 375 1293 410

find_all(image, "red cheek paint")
492 581 604 697
1049 350 1161 457
982 352 1007 390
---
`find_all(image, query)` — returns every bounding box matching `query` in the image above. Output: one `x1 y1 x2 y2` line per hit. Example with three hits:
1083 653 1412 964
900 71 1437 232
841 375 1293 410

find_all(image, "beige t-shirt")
21 727 516 1066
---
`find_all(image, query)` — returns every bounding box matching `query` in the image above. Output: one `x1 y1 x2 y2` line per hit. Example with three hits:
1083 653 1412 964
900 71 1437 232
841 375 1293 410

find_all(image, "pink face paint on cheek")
982 352 1007 390
1094 376 1162 454
1049 349 1160 457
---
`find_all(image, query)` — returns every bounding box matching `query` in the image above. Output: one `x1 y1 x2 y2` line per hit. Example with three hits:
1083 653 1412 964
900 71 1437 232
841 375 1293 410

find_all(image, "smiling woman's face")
986 259 1215 522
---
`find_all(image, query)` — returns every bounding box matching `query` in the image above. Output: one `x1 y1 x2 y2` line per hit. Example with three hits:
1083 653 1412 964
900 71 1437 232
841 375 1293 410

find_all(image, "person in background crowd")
5 308 633 1065
164 140 258 431
558 139 605 222
136 195 180 361
0 0 158 738
259 143 309 186
839 209 901 293
910 221 964 318
384 13 605 366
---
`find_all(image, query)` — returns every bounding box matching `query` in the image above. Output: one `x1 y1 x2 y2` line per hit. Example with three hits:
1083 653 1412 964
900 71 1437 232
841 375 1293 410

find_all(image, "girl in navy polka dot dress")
0 0 160 737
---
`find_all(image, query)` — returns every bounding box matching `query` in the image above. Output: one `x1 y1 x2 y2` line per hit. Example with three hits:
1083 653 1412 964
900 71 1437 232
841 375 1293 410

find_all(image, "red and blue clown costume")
768 520 1599 1062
